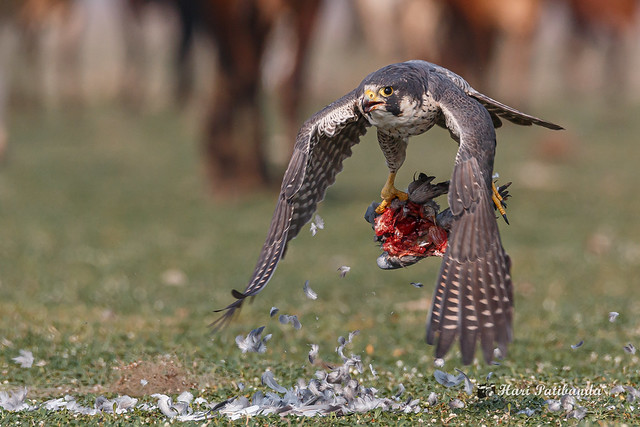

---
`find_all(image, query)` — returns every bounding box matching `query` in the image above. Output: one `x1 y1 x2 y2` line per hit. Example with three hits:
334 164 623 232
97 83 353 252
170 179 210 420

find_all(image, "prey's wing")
426 74 514 364
429 63 563 130
212 89 370 330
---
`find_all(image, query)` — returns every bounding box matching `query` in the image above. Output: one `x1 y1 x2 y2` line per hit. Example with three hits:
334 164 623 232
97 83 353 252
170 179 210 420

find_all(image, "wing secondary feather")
212 89 370 330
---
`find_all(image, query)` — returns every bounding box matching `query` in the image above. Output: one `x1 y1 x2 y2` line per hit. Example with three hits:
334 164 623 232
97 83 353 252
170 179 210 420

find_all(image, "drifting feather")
338 266 351 278
308 344 319 364
434 370 465 388
310 214 324 236
623 343 636 355
12 350 34 368
303 280 318 300
609 311 620 322
279 314 302 330
369 364 378 378
235 326 272 353
455 368 474 396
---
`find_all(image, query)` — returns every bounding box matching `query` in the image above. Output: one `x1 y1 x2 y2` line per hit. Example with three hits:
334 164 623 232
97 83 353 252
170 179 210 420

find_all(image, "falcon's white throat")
365 93 439 139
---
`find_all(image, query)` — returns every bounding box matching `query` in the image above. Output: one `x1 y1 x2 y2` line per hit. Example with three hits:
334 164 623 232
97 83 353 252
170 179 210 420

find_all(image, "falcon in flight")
213 60 562 364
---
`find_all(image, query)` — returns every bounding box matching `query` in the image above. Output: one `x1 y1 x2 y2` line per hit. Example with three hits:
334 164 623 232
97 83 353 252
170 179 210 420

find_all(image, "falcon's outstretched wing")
212 89 370 330
425 62 563 131
425 73 514 364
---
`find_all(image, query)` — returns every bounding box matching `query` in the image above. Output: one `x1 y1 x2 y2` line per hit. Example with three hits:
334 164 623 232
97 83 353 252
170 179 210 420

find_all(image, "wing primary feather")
469 90 563 130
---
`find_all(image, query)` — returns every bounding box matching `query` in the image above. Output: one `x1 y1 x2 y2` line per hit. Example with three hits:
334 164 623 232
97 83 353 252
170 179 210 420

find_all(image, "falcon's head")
358 62 429 129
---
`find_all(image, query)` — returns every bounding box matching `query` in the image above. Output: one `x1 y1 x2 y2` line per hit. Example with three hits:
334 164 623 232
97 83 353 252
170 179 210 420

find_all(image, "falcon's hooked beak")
362 89 385 114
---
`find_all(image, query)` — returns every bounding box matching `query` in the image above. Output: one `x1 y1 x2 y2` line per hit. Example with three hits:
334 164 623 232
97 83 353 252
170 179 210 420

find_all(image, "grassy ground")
1 99 639 425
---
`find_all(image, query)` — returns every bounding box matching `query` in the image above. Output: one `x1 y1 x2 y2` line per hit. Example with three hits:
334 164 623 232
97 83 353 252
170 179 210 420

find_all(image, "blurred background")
2 0 640 189
1 0 640 382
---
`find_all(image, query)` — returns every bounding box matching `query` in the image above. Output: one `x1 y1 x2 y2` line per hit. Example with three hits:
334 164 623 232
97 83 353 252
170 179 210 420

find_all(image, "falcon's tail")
426 191 514 365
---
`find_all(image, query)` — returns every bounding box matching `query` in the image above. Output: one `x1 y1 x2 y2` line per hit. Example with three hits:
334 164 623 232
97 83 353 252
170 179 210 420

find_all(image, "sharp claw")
377 172 408 213
501 213 510 225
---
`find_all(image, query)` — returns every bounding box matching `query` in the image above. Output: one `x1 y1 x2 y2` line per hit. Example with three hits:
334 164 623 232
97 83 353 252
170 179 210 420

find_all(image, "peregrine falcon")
213 60 562 364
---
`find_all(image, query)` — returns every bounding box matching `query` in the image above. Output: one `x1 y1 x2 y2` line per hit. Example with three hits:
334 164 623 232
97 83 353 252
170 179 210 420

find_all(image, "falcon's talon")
375 199 391 214
375 171 408 213
492 181 509 224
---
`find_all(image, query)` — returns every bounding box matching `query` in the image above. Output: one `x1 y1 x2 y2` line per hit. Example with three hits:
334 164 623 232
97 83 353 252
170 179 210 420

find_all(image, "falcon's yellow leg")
375 172 408 214
492 181 509 225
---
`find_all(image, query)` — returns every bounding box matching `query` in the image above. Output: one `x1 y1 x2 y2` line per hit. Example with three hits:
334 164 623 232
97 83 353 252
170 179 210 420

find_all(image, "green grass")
1 100 640 425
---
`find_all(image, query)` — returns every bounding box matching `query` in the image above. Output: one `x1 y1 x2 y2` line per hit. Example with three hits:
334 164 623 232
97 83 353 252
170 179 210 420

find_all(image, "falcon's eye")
380 86 394 97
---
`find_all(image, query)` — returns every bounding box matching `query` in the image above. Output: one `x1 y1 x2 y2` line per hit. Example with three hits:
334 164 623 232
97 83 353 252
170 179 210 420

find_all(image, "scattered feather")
455 369 474 396
610 385 625 395
140 379 148 387
410 282 423 288
310 214 324 236
609 311 620 322
448 398 465 409
493 347 503 360
517 407 536 416
308 344 319 364
269 307 279 317
571 340 584 350
625 386 640 403
560 394 576 411
434 370 464 388
369 364 377 378
394 384 405 398
347 330 360 343
235 326 272 353
624 343 636 355
261 371 287 393
12 350 34 368
426 392 438 406
566 406 587 420
94 395 138 414
279 314 302 330
337 266 350 278
303 280 318 300
0 333 433 420
151 394 179 418
486 372 494 380
546 399 562 412
0 388 30 411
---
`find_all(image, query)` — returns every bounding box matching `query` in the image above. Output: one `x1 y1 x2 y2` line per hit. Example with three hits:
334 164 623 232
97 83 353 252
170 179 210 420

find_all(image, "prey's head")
358 62 428 126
